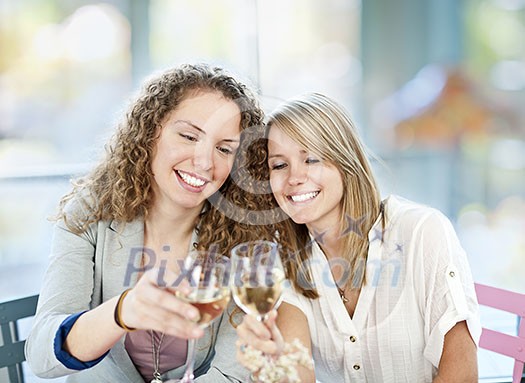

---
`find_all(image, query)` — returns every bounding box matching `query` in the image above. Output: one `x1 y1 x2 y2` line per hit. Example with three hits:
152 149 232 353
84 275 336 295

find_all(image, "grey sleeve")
195 304 250 383
25 218 97 378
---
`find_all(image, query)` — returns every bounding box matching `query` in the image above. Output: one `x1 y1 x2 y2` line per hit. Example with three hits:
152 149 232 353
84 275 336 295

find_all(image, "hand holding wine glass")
174 250 231 383
231 241 313 383
231 240 284 321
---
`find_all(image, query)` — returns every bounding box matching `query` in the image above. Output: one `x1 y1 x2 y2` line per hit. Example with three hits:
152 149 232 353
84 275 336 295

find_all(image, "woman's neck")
145 203 201 247
307 224 344 260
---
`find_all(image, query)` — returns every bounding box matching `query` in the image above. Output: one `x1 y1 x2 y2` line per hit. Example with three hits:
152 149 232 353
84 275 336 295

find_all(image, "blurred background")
0 0 524 381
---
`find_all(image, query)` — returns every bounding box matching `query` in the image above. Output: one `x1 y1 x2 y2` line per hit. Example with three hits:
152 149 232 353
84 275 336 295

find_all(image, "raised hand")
236 310 284 363
119 267 204 339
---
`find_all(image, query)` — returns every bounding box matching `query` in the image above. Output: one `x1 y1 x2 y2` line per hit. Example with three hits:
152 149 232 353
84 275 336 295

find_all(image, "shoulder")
281 278 310 311
382 195 466 273
61 189 97 218
384 195 455 238
56 192 116 245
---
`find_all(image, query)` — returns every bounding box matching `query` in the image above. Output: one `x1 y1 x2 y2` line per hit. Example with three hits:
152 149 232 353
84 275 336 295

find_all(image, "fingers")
264 310 284 354
130 290 203 338
242 314 271 341
141 270 200 319
119 268 204 338
236 312 282 355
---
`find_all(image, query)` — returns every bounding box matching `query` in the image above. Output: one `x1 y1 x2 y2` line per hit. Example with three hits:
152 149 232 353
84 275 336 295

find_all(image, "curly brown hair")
56 63 277 256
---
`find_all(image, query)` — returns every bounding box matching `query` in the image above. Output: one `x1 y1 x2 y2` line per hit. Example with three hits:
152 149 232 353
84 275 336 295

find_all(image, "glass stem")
180 338 196 383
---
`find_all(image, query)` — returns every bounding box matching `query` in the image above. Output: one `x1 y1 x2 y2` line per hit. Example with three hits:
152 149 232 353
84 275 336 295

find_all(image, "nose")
192 143 213 171
288 163 308 185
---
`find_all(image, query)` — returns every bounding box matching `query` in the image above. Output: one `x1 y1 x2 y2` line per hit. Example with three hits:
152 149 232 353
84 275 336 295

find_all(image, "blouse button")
349 335 357 342
353 364 361 370
449 271 455 277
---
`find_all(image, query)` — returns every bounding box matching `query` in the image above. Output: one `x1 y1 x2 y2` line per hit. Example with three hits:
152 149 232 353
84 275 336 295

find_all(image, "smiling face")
267 125 344 232
150 90 241 214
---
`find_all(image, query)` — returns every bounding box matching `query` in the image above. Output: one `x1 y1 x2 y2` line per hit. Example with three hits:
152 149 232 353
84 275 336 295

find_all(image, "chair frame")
475 283 525 383
0 294 39 383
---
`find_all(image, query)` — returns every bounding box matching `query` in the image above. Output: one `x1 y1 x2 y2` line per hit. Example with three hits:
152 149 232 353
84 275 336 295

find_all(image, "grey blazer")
25 214 249 382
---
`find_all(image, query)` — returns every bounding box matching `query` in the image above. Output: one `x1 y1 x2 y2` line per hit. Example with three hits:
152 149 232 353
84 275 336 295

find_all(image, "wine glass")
174 250 231 383
230 240 284 321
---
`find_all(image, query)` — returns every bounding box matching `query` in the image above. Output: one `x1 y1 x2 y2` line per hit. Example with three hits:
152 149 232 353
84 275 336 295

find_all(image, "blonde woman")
236 93 481 382
26 63 274 382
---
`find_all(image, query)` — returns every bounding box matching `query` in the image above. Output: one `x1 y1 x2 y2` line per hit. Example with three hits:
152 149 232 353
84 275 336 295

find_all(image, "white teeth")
290 191 319 202
178 171 206 187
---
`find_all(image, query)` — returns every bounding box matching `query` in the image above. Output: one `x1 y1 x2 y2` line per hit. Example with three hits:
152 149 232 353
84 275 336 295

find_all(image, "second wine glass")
230 240 284 321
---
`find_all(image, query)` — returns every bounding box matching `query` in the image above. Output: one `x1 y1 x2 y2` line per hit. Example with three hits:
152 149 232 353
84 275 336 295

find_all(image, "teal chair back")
0 295 39 383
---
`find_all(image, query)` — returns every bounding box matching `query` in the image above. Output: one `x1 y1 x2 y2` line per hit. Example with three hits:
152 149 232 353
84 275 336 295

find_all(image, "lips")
175 170 209 188
287 191 320 203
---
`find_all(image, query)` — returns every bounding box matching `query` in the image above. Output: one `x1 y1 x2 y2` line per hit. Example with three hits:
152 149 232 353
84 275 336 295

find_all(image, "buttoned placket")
343 222 383 382
309 223 382 382
343 328 364 381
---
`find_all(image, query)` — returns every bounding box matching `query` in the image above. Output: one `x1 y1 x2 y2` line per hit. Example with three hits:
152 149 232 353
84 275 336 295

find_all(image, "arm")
275 303 315 383
25 219 103 378
433 321 478 383
64 268 204 361
413 209 481 379
25 216 204 377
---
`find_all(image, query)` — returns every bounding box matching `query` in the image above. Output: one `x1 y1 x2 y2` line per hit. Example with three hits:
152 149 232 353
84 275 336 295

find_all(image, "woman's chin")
288 214 313 226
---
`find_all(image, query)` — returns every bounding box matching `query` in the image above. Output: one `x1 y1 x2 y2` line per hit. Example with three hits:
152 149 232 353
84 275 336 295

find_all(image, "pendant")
337 286 349 303
151 379 163 383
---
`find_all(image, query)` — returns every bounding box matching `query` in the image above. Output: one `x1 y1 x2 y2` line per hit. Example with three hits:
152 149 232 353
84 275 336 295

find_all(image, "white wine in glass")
175 250 231 383
176 286 230 327
231 240 284 321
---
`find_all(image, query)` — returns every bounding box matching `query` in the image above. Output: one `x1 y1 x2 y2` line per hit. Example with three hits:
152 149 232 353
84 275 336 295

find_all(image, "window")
0 0 362 298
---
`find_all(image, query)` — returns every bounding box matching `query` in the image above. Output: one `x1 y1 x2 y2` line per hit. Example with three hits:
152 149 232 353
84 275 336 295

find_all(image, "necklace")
150 330 165 383
336 284 349 304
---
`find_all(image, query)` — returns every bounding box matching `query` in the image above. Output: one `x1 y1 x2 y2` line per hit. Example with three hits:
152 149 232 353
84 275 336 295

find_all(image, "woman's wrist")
113 288 136 332
240 339 312 383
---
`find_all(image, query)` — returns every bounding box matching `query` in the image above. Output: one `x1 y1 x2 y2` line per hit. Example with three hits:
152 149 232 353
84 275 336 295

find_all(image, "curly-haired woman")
25 63 274 382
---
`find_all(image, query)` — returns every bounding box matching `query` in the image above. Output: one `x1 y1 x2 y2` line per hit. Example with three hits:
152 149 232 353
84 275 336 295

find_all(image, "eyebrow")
174 120 240 143
268 149 308 159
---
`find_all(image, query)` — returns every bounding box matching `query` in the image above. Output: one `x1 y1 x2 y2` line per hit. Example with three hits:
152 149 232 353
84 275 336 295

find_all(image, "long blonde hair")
55 63 276 255
264 93 383 297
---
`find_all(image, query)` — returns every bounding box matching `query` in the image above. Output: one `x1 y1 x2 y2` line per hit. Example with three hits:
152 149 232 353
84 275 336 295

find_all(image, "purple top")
125 330 188 381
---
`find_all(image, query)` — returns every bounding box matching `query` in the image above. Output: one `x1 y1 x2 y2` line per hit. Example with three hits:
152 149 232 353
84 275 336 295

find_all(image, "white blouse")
282 195 481 383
